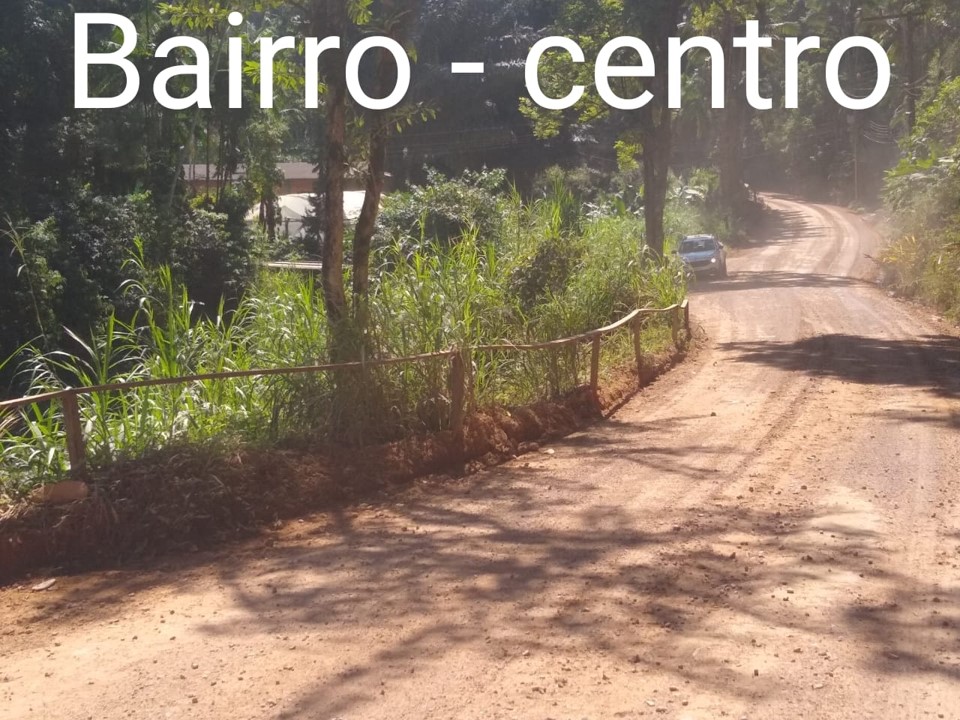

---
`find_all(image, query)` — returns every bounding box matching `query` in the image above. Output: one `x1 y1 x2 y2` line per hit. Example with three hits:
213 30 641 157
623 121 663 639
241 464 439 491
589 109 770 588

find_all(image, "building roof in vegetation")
182 162 321 182
181 163 386 183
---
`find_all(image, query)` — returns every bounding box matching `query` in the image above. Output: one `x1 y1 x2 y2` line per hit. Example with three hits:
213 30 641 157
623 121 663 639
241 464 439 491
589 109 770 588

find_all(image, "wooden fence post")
671 307 682 349
632 317 644 383
682 298 691 337
590 335 602 402
61 391 87 476
448 350 466 444
465 348 476 412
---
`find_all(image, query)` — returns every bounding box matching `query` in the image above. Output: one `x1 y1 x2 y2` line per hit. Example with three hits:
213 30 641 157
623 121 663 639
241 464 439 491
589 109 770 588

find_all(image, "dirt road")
2 196 959 719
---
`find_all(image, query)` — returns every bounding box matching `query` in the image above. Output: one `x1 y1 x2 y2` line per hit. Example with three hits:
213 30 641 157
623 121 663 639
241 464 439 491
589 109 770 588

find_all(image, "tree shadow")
690 270 868 295
743 201 828 247
720 334 960 399
863 408 960 430
563 432 741 482
187 482 956 713
13 441 958 715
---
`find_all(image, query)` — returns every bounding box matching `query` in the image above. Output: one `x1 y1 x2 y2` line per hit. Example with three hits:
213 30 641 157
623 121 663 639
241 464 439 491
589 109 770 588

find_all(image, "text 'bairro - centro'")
75 13 893 113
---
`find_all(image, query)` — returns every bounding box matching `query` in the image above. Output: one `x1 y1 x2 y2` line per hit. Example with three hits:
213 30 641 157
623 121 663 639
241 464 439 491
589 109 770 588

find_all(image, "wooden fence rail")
0 300 690 476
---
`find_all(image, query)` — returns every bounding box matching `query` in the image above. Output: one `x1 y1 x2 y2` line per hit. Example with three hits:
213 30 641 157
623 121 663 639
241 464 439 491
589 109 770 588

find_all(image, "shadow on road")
29 467 952 715
744 201 828 247
690 270 868 295
720 334 960 399
11 431 957 716
194 474 956 716
561 420 736 481
869 409 960 429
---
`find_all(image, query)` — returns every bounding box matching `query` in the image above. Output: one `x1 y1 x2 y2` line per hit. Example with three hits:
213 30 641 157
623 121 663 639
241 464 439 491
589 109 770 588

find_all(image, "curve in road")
2 196 959 720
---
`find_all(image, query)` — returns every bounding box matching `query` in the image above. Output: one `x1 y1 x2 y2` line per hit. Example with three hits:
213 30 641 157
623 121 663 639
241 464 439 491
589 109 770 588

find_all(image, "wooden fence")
0 300 690 476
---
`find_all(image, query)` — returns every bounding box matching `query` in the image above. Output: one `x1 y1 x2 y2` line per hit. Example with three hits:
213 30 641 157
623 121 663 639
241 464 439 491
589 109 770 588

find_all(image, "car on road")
677 234 728 278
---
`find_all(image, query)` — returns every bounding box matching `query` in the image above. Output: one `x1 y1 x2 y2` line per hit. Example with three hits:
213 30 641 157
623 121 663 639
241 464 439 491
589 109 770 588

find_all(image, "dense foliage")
1 178 697 499
882 77 960 317
1 0 959 495
0 0 272 393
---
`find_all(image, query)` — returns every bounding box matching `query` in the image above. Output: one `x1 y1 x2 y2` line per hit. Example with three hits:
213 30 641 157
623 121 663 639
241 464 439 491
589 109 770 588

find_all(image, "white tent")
248 192 372 240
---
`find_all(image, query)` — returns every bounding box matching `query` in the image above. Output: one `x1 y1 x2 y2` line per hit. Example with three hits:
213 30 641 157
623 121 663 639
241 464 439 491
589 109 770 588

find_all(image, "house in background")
182 162 334 196
185 163 390 243
182 163 392 196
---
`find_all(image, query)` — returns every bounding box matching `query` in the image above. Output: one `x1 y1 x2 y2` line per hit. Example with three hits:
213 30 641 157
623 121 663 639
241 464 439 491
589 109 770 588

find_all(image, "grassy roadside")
0 323 689 583
880 79 960 321
0 167 716 581
2 171 704 504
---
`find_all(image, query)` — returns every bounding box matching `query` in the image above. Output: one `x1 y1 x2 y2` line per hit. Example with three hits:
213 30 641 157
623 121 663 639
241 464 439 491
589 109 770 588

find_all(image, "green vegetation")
881 78 960 318
3 0 960 503
1 173 697 501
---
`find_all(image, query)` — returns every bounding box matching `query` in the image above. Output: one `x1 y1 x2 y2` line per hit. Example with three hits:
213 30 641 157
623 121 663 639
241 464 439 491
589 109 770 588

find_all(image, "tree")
352 0 421 309
0 0 287 390
312 1 352 330
521 0 686 257
687 1 763 215
312 0 423 341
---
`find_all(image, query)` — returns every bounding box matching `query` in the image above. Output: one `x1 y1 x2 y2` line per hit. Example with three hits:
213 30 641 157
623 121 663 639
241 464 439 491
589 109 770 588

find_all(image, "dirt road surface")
2 196 959 719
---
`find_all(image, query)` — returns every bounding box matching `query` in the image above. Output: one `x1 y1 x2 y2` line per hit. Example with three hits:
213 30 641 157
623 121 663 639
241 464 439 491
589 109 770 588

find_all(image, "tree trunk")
352 127 386 304
265 191 277 243
642 140 669 257
641 92 671 257
352 46 393 308
317 1 348 327
717 14 747 217
321 79 348 325
903 15 917 132
353 0 414 318
637 0 681 258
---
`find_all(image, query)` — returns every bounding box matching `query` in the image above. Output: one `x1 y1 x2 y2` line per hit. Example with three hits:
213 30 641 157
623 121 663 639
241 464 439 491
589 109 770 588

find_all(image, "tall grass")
1 184 698 501
880 184 960 319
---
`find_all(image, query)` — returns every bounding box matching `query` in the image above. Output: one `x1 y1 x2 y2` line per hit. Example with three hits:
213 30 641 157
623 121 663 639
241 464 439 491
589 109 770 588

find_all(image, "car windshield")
679 237 718 254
